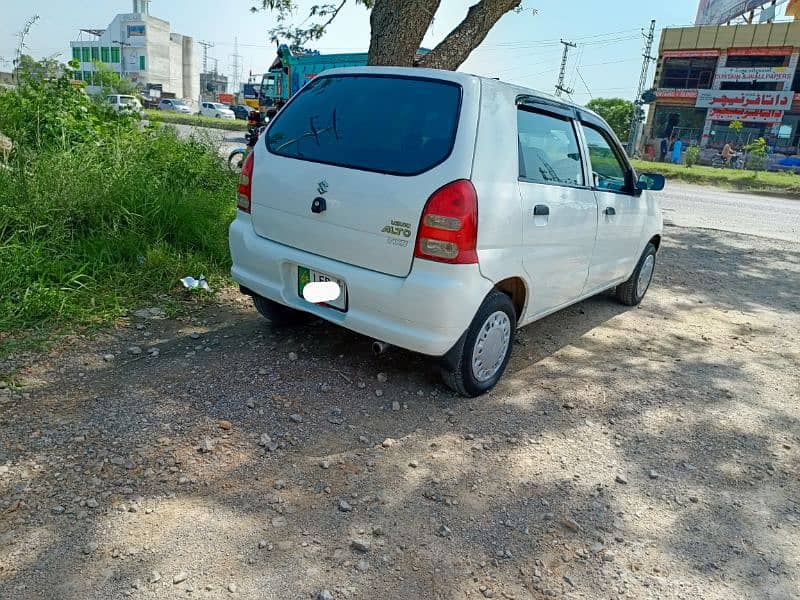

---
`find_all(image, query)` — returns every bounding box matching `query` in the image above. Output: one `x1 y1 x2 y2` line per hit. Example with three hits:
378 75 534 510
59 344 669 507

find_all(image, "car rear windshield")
265 75 462 176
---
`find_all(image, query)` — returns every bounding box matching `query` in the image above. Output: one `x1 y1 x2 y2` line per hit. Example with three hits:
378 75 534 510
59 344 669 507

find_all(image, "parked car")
229 68 665 396
106 94 142 113
229 104 254 120
158 98 192 113
200 102 235 119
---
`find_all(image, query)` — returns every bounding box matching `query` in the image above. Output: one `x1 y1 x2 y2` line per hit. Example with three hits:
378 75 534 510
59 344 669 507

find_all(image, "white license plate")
298 266 348 311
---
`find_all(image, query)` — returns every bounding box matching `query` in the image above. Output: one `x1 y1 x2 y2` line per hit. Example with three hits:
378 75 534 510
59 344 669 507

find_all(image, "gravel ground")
1 225 799 600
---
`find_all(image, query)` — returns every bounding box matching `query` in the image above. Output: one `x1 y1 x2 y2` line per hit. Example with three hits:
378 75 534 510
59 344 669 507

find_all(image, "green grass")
144 109 248 131
632 159 800 196
0 127 237 358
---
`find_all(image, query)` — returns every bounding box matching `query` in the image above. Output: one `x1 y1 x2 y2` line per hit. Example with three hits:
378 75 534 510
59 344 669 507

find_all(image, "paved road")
659 181 800 242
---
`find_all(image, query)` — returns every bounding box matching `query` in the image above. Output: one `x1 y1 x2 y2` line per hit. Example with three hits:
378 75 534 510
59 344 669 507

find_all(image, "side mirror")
637 172 665 192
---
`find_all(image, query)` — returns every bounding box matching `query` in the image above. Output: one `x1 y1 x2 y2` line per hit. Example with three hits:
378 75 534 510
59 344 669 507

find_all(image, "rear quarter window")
265 75 462 176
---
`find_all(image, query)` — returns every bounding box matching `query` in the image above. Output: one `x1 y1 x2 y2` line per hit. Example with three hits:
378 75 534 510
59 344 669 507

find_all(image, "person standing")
660 137 668 162
671 138 683 164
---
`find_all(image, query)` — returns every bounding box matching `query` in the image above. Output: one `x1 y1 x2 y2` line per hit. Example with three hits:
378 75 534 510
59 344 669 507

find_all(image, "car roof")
312 66 607 128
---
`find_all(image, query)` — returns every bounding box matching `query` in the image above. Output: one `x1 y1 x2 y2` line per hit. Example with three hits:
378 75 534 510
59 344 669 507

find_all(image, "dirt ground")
1 225 799 600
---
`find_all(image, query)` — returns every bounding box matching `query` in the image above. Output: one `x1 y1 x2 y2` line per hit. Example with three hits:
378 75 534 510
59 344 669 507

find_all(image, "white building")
69 0 198 104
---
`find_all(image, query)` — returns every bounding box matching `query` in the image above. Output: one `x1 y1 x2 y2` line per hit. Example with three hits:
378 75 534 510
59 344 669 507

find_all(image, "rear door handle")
534 205 549 216
604 207 616 216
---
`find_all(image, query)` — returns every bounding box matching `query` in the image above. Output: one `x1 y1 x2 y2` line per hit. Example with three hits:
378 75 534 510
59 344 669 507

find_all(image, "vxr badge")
317 180 329 195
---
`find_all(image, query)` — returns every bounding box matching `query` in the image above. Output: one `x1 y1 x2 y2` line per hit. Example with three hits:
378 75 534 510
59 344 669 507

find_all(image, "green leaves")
585 98 634 143
253 0 373 48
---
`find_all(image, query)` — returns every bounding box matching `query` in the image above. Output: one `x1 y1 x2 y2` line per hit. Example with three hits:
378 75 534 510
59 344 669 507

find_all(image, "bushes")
0 59 236 347
0 60 136 149
684 145 700 168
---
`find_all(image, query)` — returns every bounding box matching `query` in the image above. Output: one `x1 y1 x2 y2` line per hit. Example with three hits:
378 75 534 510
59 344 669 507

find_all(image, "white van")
229 68 665 396
106 94 142 113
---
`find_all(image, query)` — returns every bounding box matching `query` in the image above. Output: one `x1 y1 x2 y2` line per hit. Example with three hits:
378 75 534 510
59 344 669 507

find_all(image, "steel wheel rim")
471 311 511 382
637 254 655 298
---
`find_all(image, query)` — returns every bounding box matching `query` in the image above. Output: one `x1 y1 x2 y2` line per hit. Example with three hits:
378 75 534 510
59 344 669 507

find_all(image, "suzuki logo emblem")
317 180 329 195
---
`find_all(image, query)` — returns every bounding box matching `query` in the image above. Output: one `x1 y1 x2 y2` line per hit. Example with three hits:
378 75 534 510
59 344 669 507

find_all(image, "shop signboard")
713 67 792 84
695 90 793 108
656 89 699 99
707 107 784 122
662 49 720 58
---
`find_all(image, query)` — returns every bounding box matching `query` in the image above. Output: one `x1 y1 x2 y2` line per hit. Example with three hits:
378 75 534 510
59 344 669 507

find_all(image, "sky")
0 0 704 105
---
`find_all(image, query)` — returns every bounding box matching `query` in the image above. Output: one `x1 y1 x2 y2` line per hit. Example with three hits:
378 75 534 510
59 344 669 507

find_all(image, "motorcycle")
228 125 266 172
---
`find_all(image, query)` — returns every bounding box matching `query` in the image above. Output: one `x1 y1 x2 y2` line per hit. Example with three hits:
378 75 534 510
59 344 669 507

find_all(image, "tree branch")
417 0 523 70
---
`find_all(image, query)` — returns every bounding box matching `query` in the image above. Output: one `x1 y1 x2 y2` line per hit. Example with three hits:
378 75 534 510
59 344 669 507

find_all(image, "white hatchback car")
157 98 192 113
200 102 235 119
229 68 664 396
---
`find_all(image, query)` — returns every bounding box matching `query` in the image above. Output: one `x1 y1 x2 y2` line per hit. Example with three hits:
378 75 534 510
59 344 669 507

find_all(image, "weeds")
1 102 236 356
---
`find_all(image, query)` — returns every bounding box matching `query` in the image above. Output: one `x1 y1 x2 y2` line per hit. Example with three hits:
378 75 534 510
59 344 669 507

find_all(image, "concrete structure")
643 20 800 158
200 72 229 100
69 0 198 104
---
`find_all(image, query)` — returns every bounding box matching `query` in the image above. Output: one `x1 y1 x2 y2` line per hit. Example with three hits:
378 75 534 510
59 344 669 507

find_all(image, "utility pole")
198 40 214 73
554 39 577 97
112 39 133 80
230 37 242 95
627 19 657 155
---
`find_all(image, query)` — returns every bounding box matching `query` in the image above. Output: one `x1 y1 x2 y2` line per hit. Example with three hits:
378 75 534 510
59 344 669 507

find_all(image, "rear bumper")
229 215 493 356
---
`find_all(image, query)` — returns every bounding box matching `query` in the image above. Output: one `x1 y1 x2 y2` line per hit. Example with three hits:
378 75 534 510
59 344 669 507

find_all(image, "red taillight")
414 180 478 264
237 152 254 213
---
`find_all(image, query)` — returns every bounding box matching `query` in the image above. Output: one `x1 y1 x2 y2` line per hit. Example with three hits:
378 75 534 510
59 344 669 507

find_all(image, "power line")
576 67 593 100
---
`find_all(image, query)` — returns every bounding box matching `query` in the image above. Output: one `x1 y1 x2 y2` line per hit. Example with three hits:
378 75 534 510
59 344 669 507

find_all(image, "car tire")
615 242 657 306
440 290 516 397
252 295 308 326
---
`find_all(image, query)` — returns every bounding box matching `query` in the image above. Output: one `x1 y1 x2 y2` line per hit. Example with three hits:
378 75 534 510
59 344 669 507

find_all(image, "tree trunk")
367 0 442 67
417 0 521 70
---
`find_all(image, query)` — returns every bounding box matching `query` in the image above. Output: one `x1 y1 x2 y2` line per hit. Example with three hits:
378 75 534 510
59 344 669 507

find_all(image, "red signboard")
662 49 720 58
218 93 234 105
726 46 794 56
707 107 783 122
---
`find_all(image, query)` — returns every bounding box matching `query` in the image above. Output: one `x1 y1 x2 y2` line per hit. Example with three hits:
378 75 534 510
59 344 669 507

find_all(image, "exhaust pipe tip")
372 340 391 356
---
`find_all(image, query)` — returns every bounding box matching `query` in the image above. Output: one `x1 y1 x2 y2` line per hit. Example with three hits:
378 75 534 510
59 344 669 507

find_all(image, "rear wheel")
440 290 516 397
252 295 309 326
228 149 246 172
616 243 657 306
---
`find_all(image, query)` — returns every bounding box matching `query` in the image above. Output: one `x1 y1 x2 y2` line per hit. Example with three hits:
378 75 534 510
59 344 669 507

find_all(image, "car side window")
580 125 630 193
517 108 584 187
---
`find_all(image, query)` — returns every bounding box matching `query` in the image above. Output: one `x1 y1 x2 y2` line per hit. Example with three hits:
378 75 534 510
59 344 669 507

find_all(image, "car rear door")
578 118 646 290
249 72 480 278
516 100 598 317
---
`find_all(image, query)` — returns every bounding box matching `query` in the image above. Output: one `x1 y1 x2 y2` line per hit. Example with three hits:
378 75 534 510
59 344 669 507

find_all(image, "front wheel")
616 243 657 306
228 149 246 172
440 290 516 397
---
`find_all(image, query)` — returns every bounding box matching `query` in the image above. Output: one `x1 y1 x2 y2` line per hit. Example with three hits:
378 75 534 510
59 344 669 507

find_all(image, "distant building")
200 72 228 100
69 0 199 104
644 19 800 155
